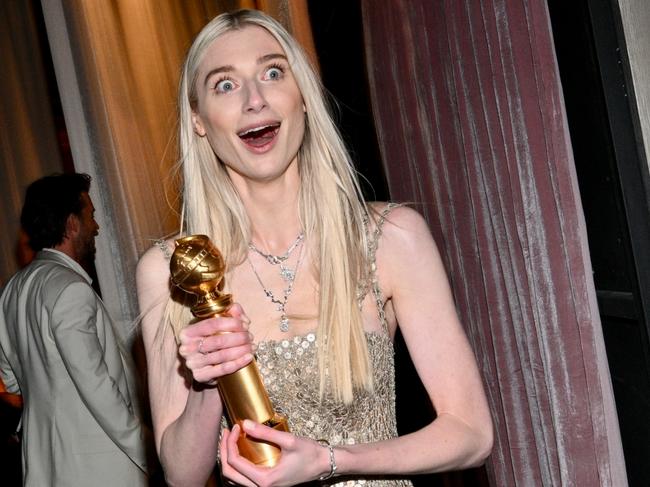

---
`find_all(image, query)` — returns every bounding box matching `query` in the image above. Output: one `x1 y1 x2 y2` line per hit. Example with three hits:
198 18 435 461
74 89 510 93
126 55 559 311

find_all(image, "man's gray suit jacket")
0 249 148 486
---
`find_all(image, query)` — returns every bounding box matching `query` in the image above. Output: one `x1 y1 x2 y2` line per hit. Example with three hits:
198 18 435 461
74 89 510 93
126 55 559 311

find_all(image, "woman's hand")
220 420 333 487
177 303 255 385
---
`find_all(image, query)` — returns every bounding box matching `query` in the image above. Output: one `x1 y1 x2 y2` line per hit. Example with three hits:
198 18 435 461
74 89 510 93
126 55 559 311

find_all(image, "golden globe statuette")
170 234 289 467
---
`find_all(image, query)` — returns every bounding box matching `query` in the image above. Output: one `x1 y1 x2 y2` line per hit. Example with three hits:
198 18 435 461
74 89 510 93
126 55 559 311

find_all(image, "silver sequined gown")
256 331 413 486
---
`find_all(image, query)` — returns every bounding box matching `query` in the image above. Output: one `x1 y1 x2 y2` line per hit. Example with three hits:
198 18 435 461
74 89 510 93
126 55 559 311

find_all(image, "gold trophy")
170 234 289 467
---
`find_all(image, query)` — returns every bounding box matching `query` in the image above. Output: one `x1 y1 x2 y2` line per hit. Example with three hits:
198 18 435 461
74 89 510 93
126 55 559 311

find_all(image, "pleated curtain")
0 1 65 287
361 0 627 485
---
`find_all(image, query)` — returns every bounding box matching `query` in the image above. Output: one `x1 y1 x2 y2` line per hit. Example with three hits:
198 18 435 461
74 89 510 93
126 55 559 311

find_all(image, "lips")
237 122 281 148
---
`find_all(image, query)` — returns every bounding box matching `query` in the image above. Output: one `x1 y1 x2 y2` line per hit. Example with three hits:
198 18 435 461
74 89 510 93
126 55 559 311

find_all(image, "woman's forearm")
159 386 224 486
334 413 493 477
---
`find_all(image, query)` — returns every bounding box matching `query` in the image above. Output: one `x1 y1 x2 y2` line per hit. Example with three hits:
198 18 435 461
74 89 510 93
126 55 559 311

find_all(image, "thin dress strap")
365 203 400 336
154 239 172 261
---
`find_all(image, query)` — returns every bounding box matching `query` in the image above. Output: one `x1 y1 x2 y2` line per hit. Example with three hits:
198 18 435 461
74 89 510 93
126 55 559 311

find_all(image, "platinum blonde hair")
165 9 372 403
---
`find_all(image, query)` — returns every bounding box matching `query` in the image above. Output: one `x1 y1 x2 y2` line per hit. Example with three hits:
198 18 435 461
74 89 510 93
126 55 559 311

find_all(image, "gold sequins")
254 331 412 486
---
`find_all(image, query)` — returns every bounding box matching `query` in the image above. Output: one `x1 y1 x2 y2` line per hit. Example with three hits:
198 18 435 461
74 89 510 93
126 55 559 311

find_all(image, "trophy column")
170 234 289 467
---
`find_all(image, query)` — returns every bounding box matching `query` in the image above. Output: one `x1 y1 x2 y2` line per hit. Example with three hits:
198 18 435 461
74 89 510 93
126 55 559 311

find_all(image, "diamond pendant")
280 265 295 282
280 315 290 332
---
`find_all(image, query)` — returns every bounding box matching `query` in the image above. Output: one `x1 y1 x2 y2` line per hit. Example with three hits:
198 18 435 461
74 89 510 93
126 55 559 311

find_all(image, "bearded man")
0 173 149 486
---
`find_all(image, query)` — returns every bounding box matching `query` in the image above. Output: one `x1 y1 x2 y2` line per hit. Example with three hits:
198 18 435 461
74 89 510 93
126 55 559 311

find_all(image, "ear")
191 111 207 137
64 213 80 239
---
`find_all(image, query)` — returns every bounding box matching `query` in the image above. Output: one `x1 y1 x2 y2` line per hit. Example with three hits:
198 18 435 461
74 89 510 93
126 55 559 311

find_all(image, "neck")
248 200 303 255
231 170 303 252
53 239 78 263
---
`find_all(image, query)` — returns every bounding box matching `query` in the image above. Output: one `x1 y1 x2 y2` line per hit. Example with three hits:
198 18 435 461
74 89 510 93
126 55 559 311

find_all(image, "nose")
244 80 267 113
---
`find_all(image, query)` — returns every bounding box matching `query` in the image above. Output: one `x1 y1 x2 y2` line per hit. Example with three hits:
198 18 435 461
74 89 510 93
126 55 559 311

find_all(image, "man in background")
0 173 149 486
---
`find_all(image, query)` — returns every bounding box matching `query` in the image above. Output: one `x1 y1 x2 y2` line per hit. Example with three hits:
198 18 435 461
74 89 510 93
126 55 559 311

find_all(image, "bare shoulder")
368 203 435 253
136 238 176 333
136 238 175 281
369 203 444 298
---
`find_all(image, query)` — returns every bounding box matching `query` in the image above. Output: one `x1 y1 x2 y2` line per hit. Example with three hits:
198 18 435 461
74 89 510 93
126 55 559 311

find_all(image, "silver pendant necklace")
249 232 304 265
247 236 304 332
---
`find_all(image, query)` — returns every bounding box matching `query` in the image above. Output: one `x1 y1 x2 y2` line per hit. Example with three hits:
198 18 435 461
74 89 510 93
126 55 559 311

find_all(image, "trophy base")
237 414 290 467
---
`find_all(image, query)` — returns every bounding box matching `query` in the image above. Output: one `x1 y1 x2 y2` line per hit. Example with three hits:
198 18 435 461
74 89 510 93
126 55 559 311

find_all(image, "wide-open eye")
215 78 237 93
263 65 285 81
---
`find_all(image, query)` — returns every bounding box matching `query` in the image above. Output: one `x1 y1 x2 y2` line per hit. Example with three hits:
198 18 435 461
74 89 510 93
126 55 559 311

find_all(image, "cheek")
293 114 306 143
287 89 304 114
203 108 231 133
206 131 238 163
282 91 306 128
201 109 239 157
290 100 306 135
198 95 240 133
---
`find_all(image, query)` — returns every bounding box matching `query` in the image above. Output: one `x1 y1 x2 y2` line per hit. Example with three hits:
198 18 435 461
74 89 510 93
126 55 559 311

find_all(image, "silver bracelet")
317 439 337 481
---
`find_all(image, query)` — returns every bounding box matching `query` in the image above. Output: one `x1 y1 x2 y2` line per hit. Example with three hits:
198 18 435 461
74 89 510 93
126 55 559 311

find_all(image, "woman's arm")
333 204 492 474
136 244 254 486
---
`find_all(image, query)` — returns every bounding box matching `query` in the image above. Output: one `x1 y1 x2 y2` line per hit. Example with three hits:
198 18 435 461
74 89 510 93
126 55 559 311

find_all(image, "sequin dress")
155 204 413 486
256 330 412 486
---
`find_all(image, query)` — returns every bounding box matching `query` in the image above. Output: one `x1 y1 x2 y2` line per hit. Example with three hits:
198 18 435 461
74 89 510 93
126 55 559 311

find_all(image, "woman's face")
191 25 305 185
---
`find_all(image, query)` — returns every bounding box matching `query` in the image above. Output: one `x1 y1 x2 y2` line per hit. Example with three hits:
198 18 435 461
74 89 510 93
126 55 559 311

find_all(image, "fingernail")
244 353 254 362
242 419 254 430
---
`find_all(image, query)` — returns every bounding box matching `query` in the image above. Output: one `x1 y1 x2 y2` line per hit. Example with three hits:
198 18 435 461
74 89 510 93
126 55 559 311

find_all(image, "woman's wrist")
317 439 338 480
191 378 220 391
186 382 223 421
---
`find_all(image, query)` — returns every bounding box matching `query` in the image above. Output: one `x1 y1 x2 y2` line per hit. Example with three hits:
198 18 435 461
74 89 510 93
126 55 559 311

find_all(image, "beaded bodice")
256 331 412 486
258 331 393 443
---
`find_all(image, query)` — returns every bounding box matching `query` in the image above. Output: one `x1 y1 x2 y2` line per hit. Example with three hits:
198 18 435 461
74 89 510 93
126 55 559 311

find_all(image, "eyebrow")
203 53 288 87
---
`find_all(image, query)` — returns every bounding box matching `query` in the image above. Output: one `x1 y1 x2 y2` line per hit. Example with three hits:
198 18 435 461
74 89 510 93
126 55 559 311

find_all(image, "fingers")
225 424 261 481
241 420 294 449
220 425 257 487
177 303 254 384
223 423 324 486
180 306 251 340
224 421 295 485
187 346 254 383
181 329 254 358
228 303 251 325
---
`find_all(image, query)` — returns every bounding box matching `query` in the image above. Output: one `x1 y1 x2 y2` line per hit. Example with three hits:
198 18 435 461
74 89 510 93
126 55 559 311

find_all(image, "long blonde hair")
166 9 372 403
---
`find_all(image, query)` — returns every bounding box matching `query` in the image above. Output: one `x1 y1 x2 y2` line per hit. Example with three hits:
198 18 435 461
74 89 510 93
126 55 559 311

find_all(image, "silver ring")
198 337 207 355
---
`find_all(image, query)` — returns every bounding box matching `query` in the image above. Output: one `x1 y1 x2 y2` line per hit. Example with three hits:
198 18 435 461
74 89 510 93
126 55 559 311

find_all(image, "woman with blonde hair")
136 9 492 486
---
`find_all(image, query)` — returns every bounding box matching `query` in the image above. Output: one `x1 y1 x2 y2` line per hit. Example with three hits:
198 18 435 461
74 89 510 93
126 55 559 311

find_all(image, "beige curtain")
39 0 220 332
0 1 64 287
38 0 315 332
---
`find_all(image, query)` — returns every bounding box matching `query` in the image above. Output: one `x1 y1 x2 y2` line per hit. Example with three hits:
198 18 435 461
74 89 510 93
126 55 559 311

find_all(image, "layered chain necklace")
247 232 305 332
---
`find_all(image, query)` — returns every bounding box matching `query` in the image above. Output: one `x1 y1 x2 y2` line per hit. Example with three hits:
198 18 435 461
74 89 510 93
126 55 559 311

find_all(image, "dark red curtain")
362 0 627 485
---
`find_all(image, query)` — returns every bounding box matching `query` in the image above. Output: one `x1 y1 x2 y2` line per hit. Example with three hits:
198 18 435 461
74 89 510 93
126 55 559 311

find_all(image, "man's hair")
20 173 92 251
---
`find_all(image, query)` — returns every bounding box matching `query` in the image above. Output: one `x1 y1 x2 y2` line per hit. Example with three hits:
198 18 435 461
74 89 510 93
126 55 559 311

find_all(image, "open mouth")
238 122 281 148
